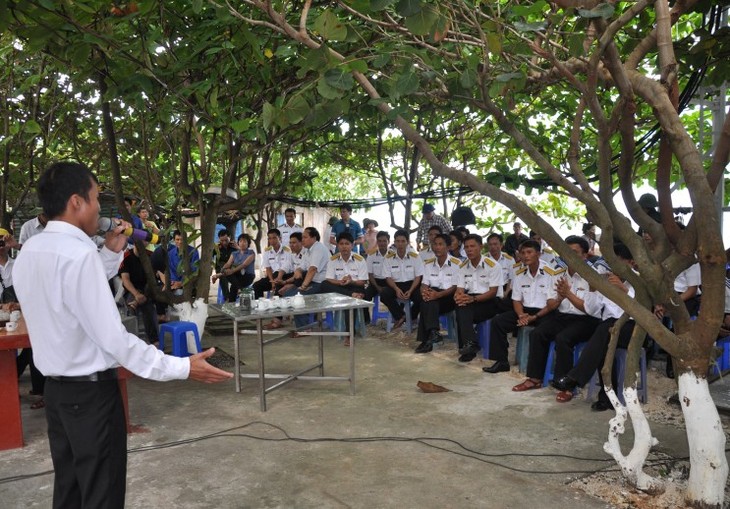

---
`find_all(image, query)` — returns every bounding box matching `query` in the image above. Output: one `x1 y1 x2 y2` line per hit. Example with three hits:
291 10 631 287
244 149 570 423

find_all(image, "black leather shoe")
551 375 578 392
458 352 477 363
666 358 674 379
414 341 433 354
483 361 510 373
591 399 613 412
458 343 480 356
428 329 443 346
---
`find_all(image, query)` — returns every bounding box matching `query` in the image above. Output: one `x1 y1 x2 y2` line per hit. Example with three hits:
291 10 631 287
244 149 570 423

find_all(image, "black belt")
49 368 118 383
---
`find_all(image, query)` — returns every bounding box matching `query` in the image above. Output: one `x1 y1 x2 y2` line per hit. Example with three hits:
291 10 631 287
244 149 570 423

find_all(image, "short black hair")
582 222 594 234
394 229 409 240
427 225 443 234
267 228 281 238
340 204 353 213
487 232 503 244
237 233 251 244
336 232 354 244
376 231 390 240
290 231 302 242
614 243 633 261
38 161 98 219
565 235 590 254
284 207 296 215
519 239 541 253
433 233 450 245
304 227 320 241
218 229 230 238
449 230 464 244
172 230 182 238
463 233 483 245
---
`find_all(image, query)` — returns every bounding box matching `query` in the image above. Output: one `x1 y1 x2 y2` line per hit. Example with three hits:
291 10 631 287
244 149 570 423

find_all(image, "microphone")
98 217 160 244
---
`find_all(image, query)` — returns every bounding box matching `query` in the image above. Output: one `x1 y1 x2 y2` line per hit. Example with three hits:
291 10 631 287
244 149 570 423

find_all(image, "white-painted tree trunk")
173 298 208 354
678 372 728 508
603 386 664 493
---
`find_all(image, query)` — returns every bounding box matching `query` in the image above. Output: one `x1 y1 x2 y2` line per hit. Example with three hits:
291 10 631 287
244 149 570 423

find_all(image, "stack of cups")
6 310 21 332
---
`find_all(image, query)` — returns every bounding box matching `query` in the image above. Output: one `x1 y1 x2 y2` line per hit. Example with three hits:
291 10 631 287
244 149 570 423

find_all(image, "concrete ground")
0 319 699 509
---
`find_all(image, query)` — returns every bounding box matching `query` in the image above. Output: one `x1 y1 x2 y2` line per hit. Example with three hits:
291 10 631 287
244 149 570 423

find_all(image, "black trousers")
488 307 546 363
252 271 284 298
526 312 600 380
417 293 456 343
321 280 365 297
380 281 422 320
228 272 255 302
45 378 127 509
455 297 500 349
364 278 387 301
16 348 46 395
218 275 232 301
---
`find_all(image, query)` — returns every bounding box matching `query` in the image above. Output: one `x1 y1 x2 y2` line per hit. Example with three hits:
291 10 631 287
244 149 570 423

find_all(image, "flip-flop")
263 320 282 330
30 399 45 410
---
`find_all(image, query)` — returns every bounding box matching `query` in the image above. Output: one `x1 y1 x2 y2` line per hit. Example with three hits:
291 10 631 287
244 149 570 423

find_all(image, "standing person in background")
582 223 597 258
323 216 338 254
416 203 452 250
18 211 48 247
362 218 379 254
504 222 528 258
13 161 232 509
330 204 364 254
277 207 302 246
212 229 236 302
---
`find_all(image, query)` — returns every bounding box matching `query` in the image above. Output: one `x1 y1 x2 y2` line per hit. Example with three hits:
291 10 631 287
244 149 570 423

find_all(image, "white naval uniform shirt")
277 222 302 246
487 251 514 287
326 253 368 281
383 250 424 282
674 263 701 296
555 269 592 316
13 221 189 380
511 260 561 309
422 255 461 289
366 248 391 279
263 244 293 274
584 282 635 321
457 256 504 297
419 246 434 263
289 250 306 273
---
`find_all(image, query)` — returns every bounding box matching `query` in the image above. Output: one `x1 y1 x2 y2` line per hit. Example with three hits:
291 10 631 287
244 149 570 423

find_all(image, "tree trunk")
678 371 728 508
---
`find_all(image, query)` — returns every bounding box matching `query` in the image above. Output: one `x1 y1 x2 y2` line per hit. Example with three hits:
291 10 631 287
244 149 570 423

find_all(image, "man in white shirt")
284 226 330 329
454 234 504 362
253 228 292 298
13 161 232 509
18 212 48 247
512 236 600 397
277 231 306 296
277 207 302 246
322 232 368 297
486 232 515 300
381 229 424 330
415 233 461 353
419 225 442 262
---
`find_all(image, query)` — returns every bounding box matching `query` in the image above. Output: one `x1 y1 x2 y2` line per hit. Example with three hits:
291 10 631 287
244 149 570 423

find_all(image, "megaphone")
98 217 160 244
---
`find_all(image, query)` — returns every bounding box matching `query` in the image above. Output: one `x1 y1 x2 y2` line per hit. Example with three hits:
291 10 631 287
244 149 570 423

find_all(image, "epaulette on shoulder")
366 247 377 256
264 246 273 252
449 256 462 265
408 251 419 258
512 261 522 269
544 266 566 276
330 254 340 261
483 257 496 268
424 257 436 265
385 252 396 259
515 266 528 276
353 253 364 261
282 246 291 252
459 259 469 269
503 252 514 260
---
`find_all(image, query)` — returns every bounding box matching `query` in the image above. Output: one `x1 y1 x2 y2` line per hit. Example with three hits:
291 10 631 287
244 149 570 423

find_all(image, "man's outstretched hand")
189 348 234 383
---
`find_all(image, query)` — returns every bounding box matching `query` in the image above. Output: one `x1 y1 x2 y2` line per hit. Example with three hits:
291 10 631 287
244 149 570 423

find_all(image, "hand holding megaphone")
98 217 160 244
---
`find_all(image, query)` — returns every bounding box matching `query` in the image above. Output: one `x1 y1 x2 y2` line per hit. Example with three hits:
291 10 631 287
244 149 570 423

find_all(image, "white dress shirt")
13 220 190 380
303 241 330 283
366 248 391 279
423 256 461 289
511 260 561 309
383 251 424 282
262 244 293 273
326 253 368 281
19 217 45 245
457 256 504 296
277 222 302 246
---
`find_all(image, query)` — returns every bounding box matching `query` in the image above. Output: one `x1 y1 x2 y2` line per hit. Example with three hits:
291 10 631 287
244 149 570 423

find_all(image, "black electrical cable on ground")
0 420 703 485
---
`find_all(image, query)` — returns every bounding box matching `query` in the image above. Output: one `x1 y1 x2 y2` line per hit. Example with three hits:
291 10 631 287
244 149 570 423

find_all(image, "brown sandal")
30 399 45 410
555 390 574 403
512 379 543 392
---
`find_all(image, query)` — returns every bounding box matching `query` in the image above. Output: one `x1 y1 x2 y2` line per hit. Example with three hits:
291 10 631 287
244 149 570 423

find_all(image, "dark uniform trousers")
380 281 422 320
45 378 127 509
417 291 456 342
321 280 364 297
253 270 285 298
488 307 548 363
456 297 501 349
526 312 601 381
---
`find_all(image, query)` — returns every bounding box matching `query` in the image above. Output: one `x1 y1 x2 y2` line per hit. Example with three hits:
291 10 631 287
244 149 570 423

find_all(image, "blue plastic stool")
477 320 491 358
324 311 335 330
713 336 730 375
515 326 534 373
543 340 586 387
332 308 366 338
587 348 648 405
159 321 202 357
439 311 458 341
370 295 388 325
217 285 225 304
386 299 413 333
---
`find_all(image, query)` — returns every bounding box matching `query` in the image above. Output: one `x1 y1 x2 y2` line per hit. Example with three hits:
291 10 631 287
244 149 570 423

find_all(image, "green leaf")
192 0 203 14
24 120 42 134
372 53 391 69
324 68 354 90
495 72 523 82
346 59 369 73
459 69 478 89
283 95 309 125
577 3 614 19
513 21 547 32
396 0 422 17
396 71 420 96
231 119 251 134
486 32 502 54
371 0 396 10
317 77 344 99
405 7 438 36
262 102 276 131
314 11 347 41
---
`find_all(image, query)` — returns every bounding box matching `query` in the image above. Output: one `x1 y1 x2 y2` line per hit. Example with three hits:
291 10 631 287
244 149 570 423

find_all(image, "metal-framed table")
212 293 372 411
